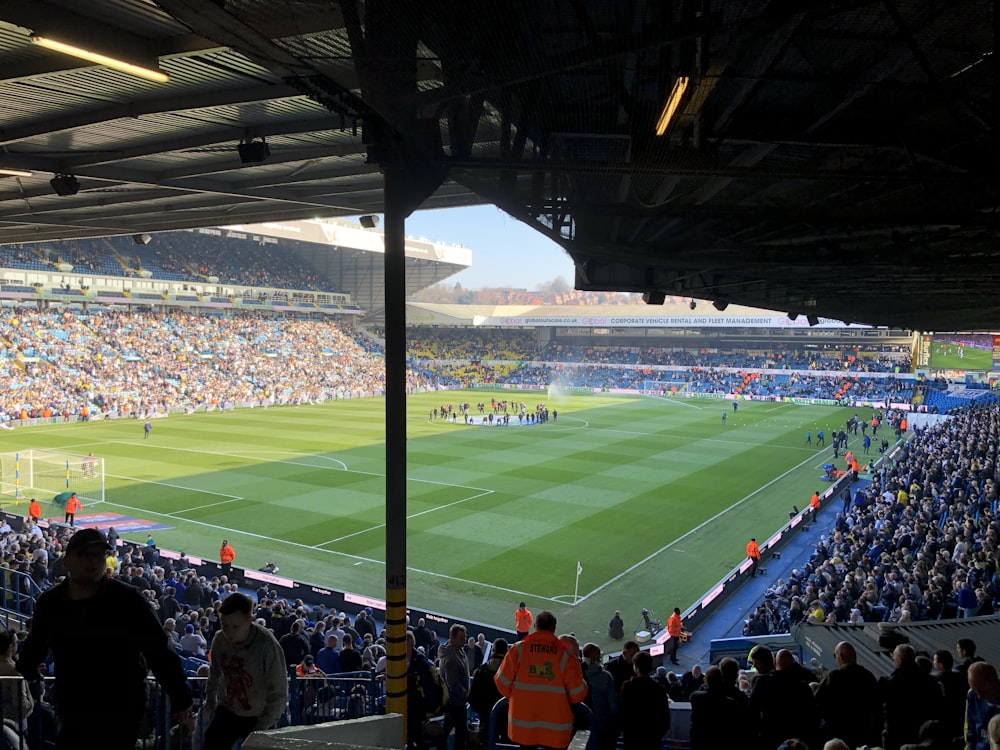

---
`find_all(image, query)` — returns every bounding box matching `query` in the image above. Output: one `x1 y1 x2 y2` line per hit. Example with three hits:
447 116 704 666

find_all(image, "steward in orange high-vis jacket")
666 608 684 665
495 610 587 749
514 602 533 641
746 537 761 577
219 540 236 577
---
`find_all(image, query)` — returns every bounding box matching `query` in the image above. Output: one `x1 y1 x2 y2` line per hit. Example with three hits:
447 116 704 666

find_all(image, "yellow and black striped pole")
383 170 410 740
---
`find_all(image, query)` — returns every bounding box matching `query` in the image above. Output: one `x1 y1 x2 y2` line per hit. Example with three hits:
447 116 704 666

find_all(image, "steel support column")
383 165 409 732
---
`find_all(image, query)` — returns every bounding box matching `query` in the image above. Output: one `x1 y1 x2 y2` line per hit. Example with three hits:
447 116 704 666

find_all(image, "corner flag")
577 561 583 576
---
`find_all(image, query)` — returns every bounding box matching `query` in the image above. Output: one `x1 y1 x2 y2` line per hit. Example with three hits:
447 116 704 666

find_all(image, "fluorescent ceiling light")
31 34 169 83
654 76 689 136
0 169 33 178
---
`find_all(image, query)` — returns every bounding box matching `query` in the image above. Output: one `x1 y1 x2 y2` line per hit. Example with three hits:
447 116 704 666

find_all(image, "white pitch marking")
644 394 702 410
105 441 484 490
574 447 827 604
314 489 495 546
102 499 561 602
105 472 240 499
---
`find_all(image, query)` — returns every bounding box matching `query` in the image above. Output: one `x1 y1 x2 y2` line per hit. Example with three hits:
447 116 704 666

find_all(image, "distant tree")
408 279 644 305
539 276 571 297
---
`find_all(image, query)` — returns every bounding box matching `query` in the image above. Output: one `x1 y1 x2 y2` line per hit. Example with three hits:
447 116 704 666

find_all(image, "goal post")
0 450 105 506
641 379 689 395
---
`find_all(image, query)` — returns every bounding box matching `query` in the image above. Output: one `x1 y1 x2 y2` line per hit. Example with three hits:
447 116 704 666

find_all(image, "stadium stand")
1 314 999 750
0 310 435 421
0 232 340 293
743 401 1000 636
2 391 999 750
0 310 926 425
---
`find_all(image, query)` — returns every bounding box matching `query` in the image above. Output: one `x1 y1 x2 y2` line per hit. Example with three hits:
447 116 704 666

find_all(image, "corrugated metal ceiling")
0 0 995 330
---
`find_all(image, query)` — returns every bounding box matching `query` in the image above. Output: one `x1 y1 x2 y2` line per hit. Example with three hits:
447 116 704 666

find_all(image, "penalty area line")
106 473 241 500
106 441 350 471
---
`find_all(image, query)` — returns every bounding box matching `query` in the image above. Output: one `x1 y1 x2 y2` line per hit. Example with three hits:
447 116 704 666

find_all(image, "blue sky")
402 205 575 289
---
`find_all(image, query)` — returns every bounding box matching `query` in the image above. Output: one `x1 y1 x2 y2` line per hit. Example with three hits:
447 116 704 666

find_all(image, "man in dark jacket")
881 644 942 750
608 611 625 640
406 631 436 750
469 638 509 748
339 634 364 672
354 609 378 641
279 619 311 669
608 641 640 697
750 649 820 750
815 641 881 749
690 665 748 750
620 650 670 750
932 649 968 740
413 617 438 659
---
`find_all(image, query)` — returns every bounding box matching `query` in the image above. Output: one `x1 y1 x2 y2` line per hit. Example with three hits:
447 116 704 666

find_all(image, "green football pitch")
0 392 866 644
929 344 993 372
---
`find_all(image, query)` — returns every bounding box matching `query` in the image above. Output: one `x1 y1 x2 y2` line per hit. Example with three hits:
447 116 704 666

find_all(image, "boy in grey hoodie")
204 592 288 750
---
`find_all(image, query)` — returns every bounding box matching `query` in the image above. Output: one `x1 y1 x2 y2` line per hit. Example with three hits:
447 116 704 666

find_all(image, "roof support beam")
0 86 302 147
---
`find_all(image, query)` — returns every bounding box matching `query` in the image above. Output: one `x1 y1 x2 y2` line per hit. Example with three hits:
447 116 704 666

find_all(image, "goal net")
0 450 105 506
640 379 689 395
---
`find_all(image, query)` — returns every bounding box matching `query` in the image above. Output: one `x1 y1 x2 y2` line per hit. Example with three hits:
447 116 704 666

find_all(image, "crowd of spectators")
672 638 1000 750
403 329 915 400
406 328 538 361
534 343 910 373
0 310 434 421
460 363 914 404
404 330 911 373
3 511 999 750
0 231 340 293
1 323 1000 748
0 518 403 743
744 402 1000 637
0 313 927 422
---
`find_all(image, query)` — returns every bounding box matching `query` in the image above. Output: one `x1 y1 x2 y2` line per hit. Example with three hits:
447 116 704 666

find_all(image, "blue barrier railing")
0 570 41 629
0 668 388 750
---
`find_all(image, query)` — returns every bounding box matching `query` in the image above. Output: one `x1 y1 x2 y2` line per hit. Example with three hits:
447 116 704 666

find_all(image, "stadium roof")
228 219 471 315
0 1 995 331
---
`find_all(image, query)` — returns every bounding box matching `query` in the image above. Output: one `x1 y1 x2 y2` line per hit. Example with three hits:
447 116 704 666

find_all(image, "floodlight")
359 215 380 229
641 291 665 305
238 139 270 164
132 233 152 245
807 315 820 327
50 174 80 196
713 300 729 311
